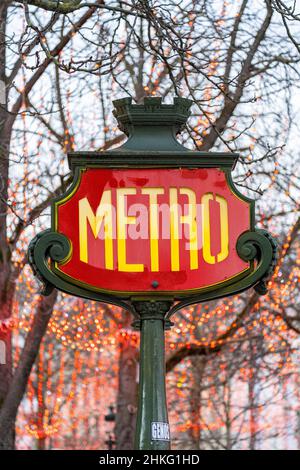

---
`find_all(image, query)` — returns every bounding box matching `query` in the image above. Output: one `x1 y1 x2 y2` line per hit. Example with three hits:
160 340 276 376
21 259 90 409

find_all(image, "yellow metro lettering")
216 195 229 262
78 187 229 272
170 188 180 272
180 188 198 270
201 193 229 264
141 188 164 272
117 188 144 272
79 191 113 269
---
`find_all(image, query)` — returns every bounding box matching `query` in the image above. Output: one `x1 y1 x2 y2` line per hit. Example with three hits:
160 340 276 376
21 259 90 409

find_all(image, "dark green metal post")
133 301 172 450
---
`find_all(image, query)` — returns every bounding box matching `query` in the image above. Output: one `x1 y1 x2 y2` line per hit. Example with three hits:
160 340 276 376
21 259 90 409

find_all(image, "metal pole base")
132 300 173 450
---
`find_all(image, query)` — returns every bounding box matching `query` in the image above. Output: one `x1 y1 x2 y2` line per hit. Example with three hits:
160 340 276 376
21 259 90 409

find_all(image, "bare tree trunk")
188 357 206 449
0 290 57 449
248 373 256 450
0 1 14 449
114 313 138 450
0 294 14 448
297 410 300 450
224 382 232 450
37 437 46 450
248 340 257 450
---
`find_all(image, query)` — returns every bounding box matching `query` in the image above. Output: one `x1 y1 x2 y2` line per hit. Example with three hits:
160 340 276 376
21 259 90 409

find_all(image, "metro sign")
52 165 251 298
29 97 276 307
28 97 277 452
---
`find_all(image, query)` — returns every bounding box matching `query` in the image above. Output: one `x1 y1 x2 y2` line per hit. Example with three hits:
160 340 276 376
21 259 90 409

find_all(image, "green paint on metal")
28 229 136 314
113 96 192 152
67 152 238 172
133 301 172 450
166 229 278 318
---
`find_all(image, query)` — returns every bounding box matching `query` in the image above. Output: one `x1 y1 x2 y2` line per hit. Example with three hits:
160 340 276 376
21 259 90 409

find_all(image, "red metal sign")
53 167 251 297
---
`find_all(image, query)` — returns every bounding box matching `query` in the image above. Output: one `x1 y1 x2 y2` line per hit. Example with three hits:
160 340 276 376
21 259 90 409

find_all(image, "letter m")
79 191 113 269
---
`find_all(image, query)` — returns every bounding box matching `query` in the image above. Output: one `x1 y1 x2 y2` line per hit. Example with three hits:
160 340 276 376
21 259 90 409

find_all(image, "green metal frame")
28 97 278 451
